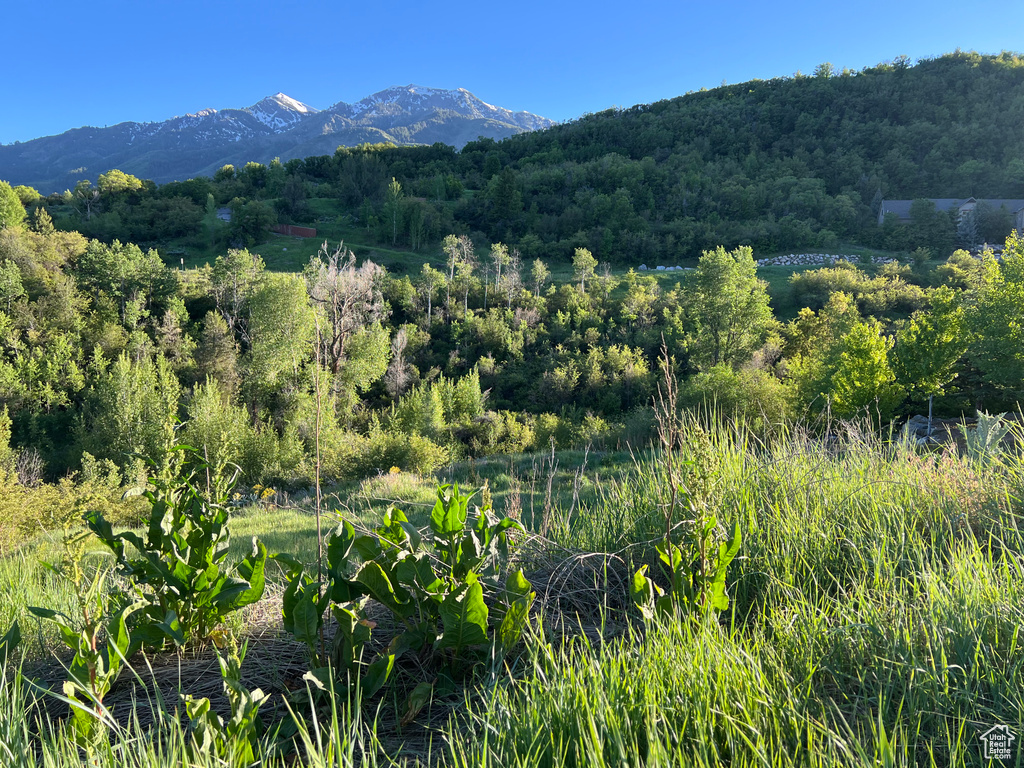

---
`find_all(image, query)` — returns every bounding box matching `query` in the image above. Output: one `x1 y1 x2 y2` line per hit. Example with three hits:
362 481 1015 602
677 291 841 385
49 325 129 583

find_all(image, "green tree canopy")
81 353 181 475
829 319 904 421
968 233 1024 394
0 182 25 229
12 185 41 208
97 169 145 197
572 248 598 293
244 273 316 415
892 287 967 400
684 245 777 370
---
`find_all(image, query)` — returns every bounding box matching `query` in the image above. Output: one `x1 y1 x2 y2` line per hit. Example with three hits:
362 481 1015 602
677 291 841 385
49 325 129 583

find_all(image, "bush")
239 422 305 486
618 406 657 448
790 263 926 316
183 378 305 486
389 384 446 441
680 365 794 431
789 263 866 310
353 430 450 477
533 413 561 452
459 410 536 456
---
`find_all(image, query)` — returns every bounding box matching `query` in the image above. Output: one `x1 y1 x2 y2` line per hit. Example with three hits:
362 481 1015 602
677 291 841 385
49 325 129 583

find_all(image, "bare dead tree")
505 247 524 310
305 242 387 376
383 326 412 398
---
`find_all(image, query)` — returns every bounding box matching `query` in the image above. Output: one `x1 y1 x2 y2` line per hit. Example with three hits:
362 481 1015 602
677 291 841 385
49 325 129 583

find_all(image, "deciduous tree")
684 245 777 370
573 248 598 293
0 182 25 229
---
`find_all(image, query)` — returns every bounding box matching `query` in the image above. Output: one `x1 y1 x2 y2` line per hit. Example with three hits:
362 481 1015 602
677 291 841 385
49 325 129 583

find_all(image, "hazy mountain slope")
0 86 553 193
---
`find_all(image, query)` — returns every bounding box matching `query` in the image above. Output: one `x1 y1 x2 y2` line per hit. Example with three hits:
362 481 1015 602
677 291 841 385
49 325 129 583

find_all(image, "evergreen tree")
956 210 979 251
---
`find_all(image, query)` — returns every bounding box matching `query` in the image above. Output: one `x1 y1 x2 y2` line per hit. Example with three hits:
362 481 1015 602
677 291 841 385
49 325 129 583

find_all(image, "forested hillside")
24 51 1024 263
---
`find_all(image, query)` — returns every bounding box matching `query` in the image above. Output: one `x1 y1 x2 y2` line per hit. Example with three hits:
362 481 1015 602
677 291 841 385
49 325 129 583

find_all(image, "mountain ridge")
0 86 554 193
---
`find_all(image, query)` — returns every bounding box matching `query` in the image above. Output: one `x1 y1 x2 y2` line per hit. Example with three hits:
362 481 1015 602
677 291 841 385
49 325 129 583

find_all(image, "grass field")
1 419 1022 766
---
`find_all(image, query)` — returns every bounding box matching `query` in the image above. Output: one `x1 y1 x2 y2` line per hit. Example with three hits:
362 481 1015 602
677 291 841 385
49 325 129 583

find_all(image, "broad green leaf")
379 507 414 548
357 561 413 619
27 606 63 621
353 534 384 562
157 610 185 646
436 582 488 653
0 620 20 665
398 521 422 552
270 552 303 575
232 538 268 609
209 579 252 610
630 566 662 621
83 510 124 558
430 484 469 537
185 694 212 722
506 569 533 600
456 529 482 577
292 586 324 646
108 605 134 660
710 522 742 612
302 667 333 691
396 553 444 598
496 593 533 660
327 522 356 571
655 594 676 617
281 571 308 635
363 653 394 697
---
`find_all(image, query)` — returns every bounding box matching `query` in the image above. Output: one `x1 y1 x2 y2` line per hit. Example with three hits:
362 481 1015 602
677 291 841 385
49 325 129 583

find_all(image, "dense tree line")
12 52 1024 264
0 199 1021 493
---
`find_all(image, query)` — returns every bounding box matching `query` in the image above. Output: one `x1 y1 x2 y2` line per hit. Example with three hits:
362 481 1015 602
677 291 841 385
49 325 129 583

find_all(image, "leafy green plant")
85 451 267 648
631 492 742 620
353 484 533 670
960 410 1011 464
633 366 742 622
28 569 140 750
279 484 533 704
182 636 268 768
275 521 390 693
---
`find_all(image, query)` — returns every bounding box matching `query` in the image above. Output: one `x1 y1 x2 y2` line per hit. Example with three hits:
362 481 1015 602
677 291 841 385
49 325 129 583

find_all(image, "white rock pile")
755 253 897 267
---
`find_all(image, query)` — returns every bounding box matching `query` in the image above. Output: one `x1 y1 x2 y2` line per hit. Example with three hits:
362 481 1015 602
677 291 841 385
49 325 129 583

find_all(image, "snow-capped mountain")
246 93 319 132
330 85 552 132
0 87 553 193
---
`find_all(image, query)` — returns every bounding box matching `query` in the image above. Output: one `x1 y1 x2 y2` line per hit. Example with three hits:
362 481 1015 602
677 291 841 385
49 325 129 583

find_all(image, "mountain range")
0 86 555 194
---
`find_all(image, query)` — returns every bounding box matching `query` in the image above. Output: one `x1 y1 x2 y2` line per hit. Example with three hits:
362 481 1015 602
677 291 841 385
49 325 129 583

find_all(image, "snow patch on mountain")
330 85 555 131
0 84 554 193
246 93 319 132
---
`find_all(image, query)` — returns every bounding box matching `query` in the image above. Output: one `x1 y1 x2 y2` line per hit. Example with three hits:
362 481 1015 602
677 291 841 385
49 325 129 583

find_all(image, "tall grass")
2 419 1021 766
0 664 390 768
448 420 1024 766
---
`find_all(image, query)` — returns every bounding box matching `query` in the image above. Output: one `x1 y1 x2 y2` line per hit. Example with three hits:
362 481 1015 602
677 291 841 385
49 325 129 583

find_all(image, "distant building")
878 197 1024 230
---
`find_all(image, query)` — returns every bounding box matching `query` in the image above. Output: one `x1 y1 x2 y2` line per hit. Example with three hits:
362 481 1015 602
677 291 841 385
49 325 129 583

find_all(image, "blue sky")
2 0 1023 144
